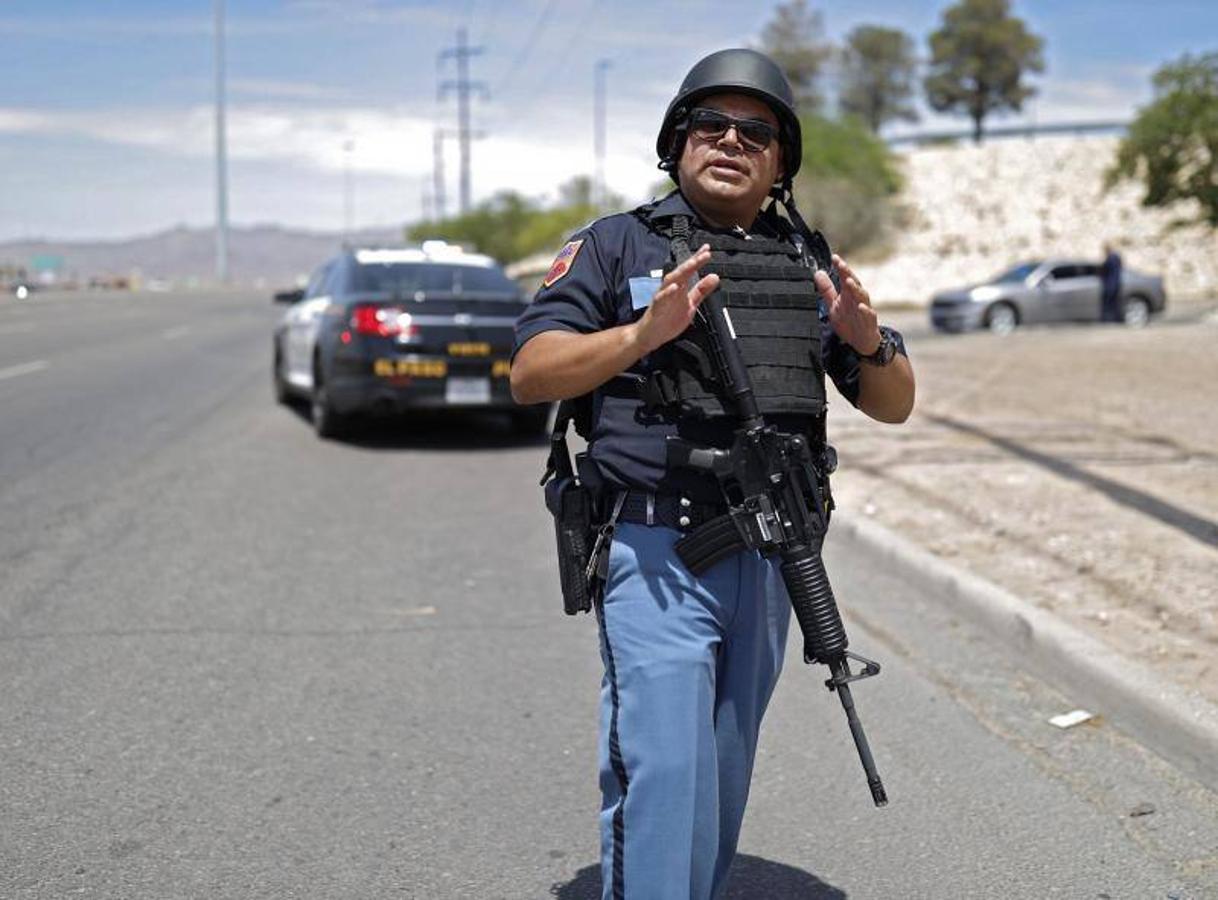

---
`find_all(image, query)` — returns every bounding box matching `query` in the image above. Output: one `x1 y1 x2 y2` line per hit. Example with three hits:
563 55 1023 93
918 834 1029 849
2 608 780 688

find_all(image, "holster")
544 472 596 615
540 399 617 615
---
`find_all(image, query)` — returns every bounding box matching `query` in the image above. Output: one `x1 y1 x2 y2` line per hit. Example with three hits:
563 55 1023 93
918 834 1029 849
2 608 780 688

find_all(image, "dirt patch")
828 303 1218 706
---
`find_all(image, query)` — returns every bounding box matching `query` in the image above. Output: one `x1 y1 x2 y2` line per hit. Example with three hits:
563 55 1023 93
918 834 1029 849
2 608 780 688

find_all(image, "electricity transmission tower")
438 28 487 215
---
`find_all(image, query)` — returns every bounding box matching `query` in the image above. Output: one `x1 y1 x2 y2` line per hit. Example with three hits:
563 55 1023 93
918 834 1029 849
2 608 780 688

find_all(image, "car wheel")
984 302 1018 335
311 363 346 439
1122 296 1151 328
510 406 551 437
273 344 290 405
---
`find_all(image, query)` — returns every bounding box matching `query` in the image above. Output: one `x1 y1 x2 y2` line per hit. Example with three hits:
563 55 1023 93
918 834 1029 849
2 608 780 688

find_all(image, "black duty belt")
614 490 726 532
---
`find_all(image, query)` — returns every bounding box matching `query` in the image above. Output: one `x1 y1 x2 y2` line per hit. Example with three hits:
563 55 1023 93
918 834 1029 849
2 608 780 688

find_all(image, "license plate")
445 376 490 405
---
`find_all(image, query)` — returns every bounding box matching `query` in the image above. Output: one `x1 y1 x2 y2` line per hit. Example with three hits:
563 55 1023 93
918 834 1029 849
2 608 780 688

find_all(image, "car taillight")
350 304 418 340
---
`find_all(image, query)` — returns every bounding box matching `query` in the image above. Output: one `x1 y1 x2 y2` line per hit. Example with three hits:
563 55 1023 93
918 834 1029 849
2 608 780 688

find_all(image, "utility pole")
342 139 354 242
213 0 229 284
439 28 486 214
432 127 448 221
594 59 611 210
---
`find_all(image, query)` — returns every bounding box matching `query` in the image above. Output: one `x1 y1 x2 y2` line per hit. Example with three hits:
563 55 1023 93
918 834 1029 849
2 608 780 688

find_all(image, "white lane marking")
374 605 437 617
0 360 49 381
0 323 35 335
162 326 191 340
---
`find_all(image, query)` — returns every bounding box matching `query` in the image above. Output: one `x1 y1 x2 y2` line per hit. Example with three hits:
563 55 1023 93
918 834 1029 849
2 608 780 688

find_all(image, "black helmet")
656 48 802 180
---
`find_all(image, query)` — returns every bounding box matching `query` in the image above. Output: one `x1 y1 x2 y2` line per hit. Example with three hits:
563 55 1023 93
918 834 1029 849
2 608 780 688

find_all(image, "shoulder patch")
542 239 584 288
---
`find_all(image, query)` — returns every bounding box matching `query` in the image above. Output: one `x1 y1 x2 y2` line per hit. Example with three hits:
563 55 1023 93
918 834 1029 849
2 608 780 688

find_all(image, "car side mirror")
273 288 305 304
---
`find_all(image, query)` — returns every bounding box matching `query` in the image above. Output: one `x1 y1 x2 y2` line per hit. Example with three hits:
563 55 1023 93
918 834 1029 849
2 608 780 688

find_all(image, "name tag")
629 276 662 311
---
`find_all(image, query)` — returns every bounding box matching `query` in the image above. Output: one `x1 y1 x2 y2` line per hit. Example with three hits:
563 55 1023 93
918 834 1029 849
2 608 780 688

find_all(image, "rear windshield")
989 262 1039 283
349 262 519 298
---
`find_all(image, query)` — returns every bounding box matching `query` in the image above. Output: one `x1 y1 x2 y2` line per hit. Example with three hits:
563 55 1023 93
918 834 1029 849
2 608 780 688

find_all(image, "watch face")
863 334 896 365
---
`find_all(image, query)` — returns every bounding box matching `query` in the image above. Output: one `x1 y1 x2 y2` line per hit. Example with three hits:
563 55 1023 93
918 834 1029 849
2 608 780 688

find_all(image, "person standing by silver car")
1100 242 1124 322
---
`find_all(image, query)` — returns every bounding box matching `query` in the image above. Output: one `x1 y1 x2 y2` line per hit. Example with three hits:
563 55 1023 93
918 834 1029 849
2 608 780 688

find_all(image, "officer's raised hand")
631 244 720 355
815 253 880 355
814 252 915 423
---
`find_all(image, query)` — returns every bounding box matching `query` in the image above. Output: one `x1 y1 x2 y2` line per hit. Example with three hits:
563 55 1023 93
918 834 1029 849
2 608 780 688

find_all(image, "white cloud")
1028 73 1153 123
0 109 53 133
0 101 661 230
882 68 1151 141
0 104 429 172
229 79 352 101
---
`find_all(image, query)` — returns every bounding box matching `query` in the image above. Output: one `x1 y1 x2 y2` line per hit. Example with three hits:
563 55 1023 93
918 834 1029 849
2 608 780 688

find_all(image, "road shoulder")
829 511 1218 794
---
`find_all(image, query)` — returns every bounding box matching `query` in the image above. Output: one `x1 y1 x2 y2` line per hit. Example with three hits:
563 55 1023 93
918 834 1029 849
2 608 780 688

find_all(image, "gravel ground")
829 298 1218 707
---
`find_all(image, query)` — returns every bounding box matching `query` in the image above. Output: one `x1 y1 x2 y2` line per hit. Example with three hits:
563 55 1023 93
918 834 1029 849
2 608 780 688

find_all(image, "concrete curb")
830 511 1218 793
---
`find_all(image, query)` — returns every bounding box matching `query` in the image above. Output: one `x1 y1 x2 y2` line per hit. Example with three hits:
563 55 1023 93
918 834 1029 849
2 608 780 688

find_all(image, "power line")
474 0 505 58
521 0 598 103
494 0 560 96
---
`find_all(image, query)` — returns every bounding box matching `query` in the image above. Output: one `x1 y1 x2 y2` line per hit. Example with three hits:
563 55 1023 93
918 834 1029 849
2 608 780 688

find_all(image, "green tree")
759 0 833 113
406 177 623 264
793 114 903 255
839 25 919 133
923 0 1044 143
406 191 538 263
558 175 595 208
1106 52 1218 228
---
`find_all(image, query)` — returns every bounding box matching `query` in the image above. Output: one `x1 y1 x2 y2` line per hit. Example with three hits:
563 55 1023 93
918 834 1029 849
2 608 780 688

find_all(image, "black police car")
273 242 549 438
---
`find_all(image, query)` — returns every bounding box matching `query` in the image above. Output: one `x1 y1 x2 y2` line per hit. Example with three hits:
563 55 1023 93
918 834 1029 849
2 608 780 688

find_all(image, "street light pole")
213 0 230 284
433 127 447 221
594 59 611 209
343 139 354 242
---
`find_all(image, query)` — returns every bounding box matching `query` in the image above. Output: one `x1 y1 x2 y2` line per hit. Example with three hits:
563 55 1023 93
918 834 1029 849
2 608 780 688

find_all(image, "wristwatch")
859 328 898 366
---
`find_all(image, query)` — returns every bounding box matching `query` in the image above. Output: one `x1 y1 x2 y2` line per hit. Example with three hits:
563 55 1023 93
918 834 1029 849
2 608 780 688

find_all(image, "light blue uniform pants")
596 523 792 900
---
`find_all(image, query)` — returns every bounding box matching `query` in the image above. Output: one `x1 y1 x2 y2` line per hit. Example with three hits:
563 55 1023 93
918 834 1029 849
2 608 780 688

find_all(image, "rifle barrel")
831 665 888 807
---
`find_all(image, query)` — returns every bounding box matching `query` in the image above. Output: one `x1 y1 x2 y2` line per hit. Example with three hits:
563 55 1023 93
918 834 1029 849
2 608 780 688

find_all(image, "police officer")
512 49 915 900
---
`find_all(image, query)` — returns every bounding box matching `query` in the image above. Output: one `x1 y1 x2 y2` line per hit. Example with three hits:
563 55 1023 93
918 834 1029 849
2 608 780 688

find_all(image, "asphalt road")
1 289 1215 899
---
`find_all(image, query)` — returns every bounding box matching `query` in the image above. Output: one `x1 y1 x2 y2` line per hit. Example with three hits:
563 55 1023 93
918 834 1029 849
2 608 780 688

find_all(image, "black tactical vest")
645 213 831 420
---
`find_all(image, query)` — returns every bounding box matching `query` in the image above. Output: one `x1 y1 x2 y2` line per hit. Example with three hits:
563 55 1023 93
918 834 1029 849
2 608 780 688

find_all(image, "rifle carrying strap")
670 214 694 264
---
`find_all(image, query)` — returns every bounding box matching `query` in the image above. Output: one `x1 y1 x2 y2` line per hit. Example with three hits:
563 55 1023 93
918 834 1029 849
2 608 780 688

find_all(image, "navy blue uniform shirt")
514 190 887 502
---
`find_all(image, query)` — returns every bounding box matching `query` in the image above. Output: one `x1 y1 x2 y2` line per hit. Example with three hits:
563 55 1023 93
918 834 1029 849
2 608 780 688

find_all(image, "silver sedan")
930 259 1167 334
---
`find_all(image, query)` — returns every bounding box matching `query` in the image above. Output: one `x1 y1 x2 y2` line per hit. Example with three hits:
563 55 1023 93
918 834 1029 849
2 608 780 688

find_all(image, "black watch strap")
859 328 898 366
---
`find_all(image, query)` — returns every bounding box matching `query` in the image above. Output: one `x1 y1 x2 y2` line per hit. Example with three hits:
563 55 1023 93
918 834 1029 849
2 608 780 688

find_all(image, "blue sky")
1 0 1215 241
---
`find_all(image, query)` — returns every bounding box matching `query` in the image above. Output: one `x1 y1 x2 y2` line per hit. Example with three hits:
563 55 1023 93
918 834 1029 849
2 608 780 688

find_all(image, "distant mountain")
0 223 404 287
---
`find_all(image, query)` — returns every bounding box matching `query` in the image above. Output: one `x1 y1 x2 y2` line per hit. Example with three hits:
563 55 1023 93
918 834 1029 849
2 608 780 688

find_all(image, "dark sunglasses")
685 108 777 152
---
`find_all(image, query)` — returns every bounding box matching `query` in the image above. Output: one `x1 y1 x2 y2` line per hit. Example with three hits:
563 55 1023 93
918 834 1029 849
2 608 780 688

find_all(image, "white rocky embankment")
855 134 1218 306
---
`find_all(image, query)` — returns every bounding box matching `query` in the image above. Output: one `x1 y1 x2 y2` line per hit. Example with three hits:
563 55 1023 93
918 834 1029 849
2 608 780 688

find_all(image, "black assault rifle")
665 233 889 808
